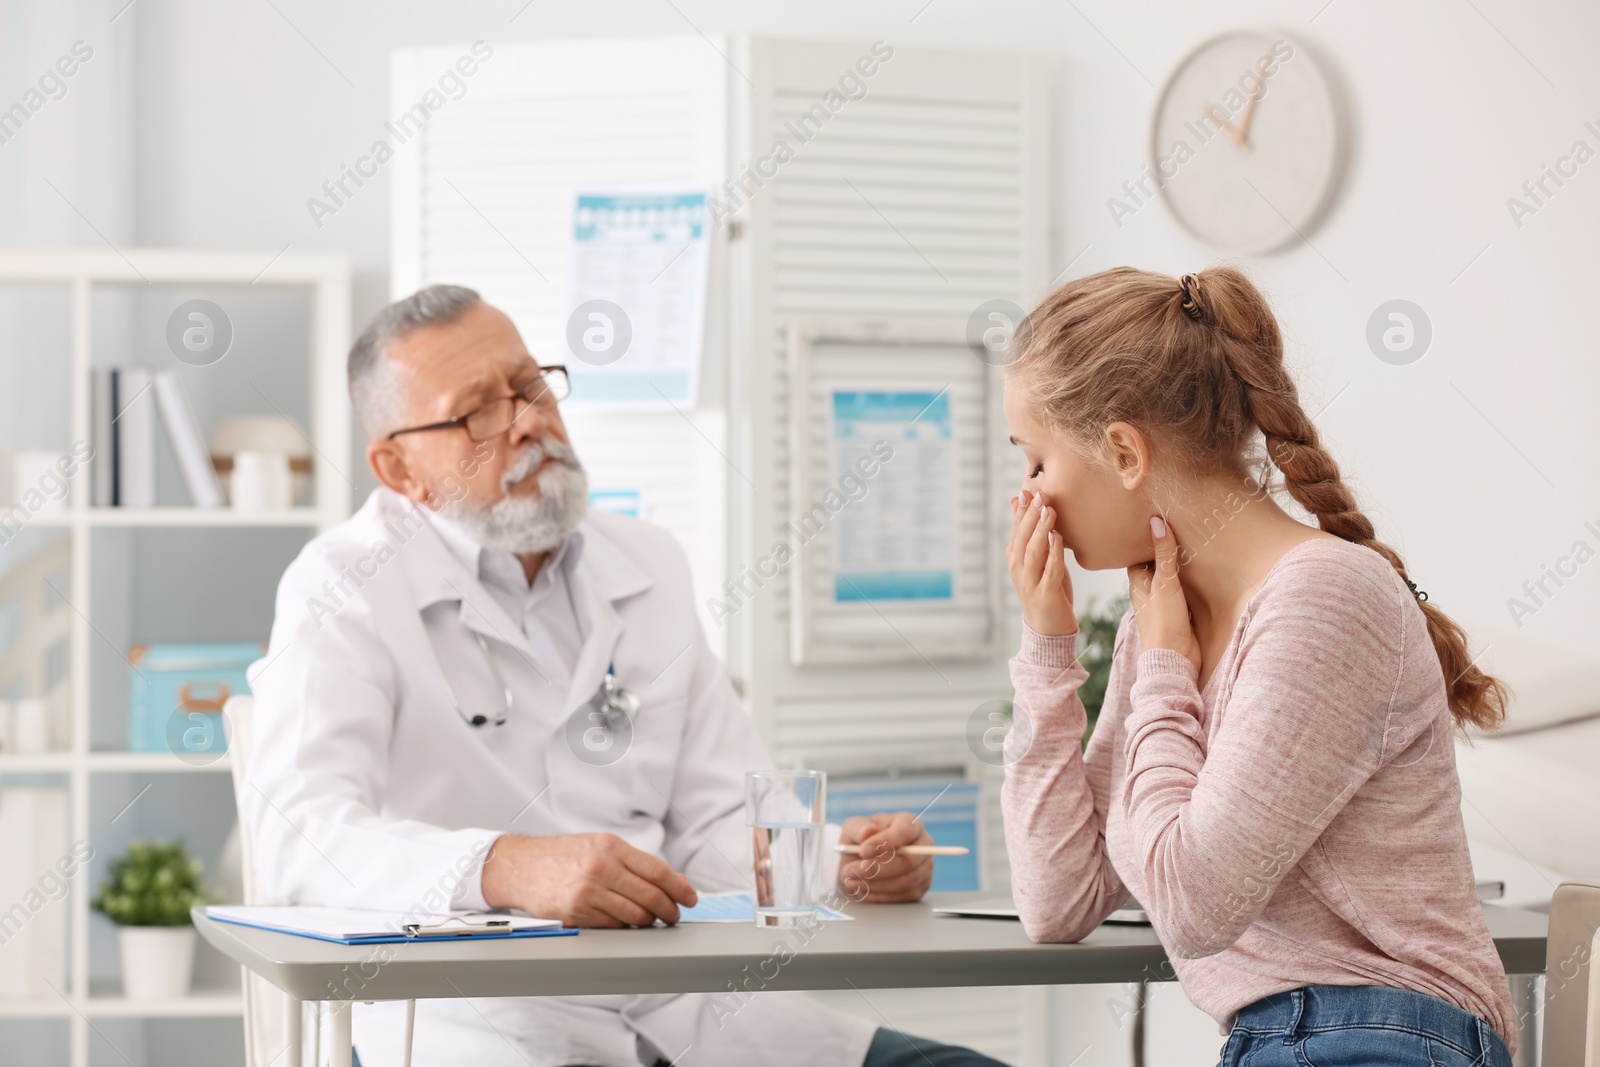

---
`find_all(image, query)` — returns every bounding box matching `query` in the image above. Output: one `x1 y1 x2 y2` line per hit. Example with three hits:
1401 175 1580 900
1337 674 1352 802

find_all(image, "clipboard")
205 906 579 946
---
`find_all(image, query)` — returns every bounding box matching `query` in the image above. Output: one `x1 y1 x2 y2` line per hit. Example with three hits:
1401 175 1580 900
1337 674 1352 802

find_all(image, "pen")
832 844 970 857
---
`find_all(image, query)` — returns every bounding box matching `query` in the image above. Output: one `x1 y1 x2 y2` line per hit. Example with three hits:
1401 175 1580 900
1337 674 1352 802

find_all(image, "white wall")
90 0 1598 651
2 1 1595 1064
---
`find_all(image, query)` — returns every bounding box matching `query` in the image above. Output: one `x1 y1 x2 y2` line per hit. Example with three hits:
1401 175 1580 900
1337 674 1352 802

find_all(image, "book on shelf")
116 367 156 508
91 367 223 508
153 371 224 507
0 786 69 999
90 369 114 507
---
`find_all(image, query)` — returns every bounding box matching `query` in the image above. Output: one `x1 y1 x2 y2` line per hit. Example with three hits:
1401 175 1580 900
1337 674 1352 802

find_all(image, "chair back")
225 695 306 1067
1541 879 1600 1065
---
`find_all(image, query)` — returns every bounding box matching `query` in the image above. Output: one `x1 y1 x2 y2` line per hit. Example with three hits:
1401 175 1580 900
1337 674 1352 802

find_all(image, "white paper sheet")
560 188 710 409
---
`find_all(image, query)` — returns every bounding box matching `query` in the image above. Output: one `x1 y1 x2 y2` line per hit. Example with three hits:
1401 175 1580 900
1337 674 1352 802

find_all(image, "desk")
195 895 1549 1066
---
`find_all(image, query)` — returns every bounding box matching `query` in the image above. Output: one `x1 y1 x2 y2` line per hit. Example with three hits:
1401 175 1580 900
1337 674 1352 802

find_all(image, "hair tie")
1178 274 1208 324
1405 578 1428 603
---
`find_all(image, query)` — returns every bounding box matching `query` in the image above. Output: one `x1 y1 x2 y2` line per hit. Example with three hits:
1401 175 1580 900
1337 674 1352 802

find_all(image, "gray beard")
448 438 589 556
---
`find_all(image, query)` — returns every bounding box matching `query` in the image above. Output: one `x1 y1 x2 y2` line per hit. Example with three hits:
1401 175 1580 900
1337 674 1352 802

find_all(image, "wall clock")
1151 31 1346 254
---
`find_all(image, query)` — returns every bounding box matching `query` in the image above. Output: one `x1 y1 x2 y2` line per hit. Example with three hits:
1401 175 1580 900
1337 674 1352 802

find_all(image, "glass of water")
746 770 826 927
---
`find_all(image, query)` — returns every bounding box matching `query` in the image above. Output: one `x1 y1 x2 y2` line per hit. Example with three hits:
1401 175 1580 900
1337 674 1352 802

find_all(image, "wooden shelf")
0 753 75 773
33 507 322 528
0 753 233 773
88 752 233 773
87 979 243 1018
0 997 74 1018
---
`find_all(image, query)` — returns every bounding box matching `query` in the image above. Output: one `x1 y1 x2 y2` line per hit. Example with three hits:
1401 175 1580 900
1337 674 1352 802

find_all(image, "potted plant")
92 839 215 999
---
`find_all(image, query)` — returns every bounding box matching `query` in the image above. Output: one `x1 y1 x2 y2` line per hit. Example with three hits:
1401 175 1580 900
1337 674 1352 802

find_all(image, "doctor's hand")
481 833 699 927
838 813 935 904
1008 490 1076 636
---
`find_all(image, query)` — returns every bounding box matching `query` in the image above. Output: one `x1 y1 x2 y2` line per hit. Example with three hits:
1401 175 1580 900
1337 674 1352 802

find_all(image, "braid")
1251 380 1384 549
1240 350 1507 733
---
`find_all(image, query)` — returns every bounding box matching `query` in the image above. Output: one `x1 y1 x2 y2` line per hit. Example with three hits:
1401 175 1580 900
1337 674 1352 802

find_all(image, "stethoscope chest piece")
563 663 637 767
596 670 640 730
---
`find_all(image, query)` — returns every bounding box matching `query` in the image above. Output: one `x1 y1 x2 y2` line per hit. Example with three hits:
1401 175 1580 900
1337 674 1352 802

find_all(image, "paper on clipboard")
559 188 710 409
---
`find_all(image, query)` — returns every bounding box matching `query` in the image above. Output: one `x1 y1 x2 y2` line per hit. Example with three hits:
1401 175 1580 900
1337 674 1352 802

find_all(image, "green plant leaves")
1077 594 1130 746
91 839 215 927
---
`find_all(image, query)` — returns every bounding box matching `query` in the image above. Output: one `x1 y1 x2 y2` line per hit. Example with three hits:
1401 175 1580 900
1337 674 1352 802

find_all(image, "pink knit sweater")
1002 538 1516 1050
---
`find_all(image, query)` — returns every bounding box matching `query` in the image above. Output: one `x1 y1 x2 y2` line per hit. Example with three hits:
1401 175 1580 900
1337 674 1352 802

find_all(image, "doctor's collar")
380 488 652 609
427 509 584 589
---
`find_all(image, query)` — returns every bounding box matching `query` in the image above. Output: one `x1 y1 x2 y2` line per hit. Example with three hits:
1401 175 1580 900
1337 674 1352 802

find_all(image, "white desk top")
194 894 1549 1003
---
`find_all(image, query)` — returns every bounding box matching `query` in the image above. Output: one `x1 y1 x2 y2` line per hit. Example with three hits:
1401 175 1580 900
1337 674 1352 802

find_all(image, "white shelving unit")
0 249 350 1067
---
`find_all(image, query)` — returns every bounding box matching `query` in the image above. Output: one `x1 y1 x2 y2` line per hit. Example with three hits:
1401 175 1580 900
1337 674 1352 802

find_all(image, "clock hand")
1204 103 1247 148
1233 70 1270 148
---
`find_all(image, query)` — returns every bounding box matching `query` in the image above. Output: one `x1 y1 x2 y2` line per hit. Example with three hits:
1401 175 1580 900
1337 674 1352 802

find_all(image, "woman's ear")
1104 421 1152 490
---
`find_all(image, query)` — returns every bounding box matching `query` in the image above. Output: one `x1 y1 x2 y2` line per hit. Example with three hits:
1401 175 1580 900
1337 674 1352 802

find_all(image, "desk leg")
1130 981 1147 1067
327 1001 353 1067
401 1000 415 1067
1510 975 1539 1067
282 996 302 1067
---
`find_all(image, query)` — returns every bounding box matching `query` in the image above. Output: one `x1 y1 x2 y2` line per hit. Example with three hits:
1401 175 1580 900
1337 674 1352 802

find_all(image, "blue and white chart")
560 189 710 408
830 389 957 604
788 328 1000 664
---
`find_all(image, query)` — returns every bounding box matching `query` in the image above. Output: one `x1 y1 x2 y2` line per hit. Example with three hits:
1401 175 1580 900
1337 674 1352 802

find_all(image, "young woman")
1001 266 1516 1066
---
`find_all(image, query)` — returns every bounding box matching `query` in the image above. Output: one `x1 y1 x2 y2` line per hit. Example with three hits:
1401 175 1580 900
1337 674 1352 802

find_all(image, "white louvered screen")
390 38 729 640
770 96 1034 318
732 39 1050 1066
732 35 1048 813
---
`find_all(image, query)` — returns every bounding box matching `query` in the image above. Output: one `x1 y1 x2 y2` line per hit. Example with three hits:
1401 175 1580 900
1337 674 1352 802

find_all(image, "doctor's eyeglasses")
387 364 571 442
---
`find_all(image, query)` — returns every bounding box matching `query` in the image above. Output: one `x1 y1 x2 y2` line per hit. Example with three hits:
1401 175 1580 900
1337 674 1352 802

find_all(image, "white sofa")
1455 628 1600 887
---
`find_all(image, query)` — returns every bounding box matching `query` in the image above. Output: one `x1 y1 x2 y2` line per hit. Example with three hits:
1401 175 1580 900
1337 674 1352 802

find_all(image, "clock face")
1151 31 1345 254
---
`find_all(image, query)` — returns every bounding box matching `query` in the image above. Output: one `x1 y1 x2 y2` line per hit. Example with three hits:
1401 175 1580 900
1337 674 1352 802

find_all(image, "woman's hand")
1007 490 1076 636
1126 516 1201 673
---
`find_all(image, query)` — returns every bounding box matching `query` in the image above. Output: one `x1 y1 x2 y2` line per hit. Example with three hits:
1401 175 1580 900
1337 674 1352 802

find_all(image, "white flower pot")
117 925 196 1000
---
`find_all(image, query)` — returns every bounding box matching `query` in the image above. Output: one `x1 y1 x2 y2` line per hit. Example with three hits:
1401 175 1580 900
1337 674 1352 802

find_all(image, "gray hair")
348 284 482 439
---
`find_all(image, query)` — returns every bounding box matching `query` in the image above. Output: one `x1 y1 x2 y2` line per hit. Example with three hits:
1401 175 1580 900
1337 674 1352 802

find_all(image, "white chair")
1541 880 1600 1066
226 693 416 1067
225 694 313 1067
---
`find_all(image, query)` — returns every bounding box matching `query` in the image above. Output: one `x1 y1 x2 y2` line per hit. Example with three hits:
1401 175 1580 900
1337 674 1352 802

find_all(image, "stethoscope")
426 586 639 733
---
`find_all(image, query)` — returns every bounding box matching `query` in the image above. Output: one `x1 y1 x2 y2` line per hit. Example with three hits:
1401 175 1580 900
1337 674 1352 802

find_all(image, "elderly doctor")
244 286 1007 1067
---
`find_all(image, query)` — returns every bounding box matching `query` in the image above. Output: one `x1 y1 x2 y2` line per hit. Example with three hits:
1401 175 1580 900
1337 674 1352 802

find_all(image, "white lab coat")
244 489 875 1067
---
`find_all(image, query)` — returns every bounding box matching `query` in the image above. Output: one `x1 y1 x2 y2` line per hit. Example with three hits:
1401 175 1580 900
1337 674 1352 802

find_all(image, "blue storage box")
126 643 264 754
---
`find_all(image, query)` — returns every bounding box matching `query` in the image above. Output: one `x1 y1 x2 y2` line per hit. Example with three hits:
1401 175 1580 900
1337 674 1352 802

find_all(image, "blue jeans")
862 1027 1009 1067
652 1027 1006 1067
354 1025 1010 1067
1218 986 1512 1067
